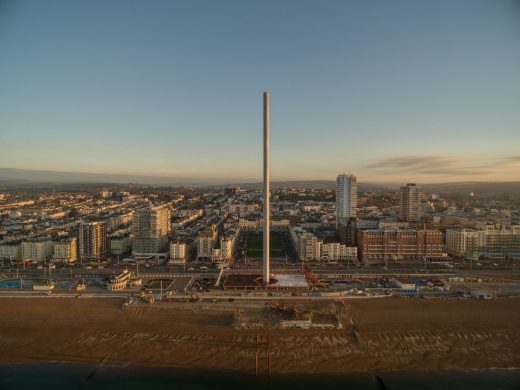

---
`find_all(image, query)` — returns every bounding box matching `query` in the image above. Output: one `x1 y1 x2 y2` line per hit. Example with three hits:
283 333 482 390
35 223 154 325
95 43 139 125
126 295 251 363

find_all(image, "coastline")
0 297 519 375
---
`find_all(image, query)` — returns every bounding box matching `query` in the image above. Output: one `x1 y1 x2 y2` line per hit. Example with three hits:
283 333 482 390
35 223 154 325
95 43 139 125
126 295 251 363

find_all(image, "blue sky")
1 0 519 183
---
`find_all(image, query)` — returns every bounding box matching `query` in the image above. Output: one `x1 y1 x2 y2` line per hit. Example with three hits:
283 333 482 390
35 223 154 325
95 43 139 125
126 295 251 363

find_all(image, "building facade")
0 241 22 261
229 203 259 216
336 174 357 227
197 225 217 260
482 223 520 257
218 232 236 262
446 228 486 257
357 228 444 264
321 242 358 262
21 238 54 262
79 221 107 261
109 235 131 255
447 224 520 259
53 237 78 263
238 217 290 231
131 204 170 256
399 183 422 222
169 241 187 264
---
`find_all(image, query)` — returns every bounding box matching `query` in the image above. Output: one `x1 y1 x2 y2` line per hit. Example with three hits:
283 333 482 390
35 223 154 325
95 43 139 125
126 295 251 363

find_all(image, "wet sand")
0 297 519 374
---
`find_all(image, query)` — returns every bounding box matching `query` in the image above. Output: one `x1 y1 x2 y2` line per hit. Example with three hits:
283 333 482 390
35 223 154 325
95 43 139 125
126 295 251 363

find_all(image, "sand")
0 297 519 374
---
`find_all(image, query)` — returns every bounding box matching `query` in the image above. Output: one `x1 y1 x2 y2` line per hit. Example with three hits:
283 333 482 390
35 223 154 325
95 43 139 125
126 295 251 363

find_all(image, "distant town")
0 176 519 301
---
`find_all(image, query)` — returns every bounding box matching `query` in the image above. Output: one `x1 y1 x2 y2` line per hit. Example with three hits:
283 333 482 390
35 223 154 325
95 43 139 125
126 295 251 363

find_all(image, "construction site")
233 301 344 330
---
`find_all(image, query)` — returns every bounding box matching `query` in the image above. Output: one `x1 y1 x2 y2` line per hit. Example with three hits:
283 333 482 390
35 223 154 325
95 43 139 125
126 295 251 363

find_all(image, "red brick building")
357 229 444 264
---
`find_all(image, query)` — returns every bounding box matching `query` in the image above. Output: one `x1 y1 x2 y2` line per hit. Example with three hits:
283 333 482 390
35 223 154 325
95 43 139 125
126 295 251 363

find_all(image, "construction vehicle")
140 290 155 304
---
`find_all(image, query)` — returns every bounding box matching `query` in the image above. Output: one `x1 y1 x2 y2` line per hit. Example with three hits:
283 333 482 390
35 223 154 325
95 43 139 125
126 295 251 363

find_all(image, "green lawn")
245 232 285 258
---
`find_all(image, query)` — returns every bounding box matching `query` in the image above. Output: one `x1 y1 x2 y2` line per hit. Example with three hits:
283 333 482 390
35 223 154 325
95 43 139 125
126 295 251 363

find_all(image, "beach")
0 297 519 374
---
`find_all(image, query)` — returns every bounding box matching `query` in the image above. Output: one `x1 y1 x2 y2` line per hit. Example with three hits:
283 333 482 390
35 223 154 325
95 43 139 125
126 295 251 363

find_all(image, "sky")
0 0 519 184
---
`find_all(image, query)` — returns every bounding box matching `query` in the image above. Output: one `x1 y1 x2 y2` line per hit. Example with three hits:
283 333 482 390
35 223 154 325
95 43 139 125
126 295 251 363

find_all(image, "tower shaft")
263 91 270 285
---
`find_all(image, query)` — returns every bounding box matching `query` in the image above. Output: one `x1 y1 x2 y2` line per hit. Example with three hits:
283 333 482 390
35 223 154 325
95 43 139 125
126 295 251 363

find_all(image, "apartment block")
22 238 54 262
132 204 170 256
53 237 78 263
79 221 107 261
0 241 22 261
400 183 422 222
336 174 357 227
358 228 444 264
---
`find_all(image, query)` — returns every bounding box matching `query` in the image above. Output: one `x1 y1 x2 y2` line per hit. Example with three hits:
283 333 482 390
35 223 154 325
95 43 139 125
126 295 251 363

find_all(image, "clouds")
365 155 520 178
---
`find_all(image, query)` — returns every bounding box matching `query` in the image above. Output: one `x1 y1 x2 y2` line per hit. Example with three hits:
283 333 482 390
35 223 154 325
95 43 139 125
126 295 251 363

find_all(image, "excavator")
139 290 155 304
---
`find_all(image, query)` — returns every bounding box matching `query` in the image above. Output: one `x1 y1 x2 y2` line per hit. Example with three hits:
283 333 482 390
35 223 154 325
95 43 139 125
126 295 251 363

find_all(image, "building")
79 221 107 261
291 227 357 262
337 219 408 246
219 235 234 261
224 186 240 195
229 203 259 216
169 241 187 265
446 228 486 258
321 242 357 262
290 227 320 261
131 204 170 256
171 209 203 229
214 230 237 264
336 174 357 227
100 190 113 198
481 223 520 258
53 237 78 263
105 211 134 232
400 183 422 222
447 223 520 259
238 217 290 231
21 238 54 262
0 241 22 261
197 225 218 261
107 270 132 291
109 235 131 255
357 228 444 264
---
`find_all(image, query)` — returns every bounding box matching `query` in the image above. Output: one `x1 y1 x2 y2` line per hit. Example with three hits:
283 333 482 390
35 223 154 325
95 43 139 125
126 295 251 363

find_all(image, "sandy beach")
0 297 519 374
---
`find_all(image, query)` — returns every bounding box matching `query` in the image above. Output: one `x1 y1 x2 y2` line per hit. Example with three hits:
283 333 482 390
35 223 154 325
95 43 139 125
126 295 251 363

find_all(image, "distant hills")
0 168 393 192
1 167 519 196
421 181 520 197
0 167 222 187
210 180 392 193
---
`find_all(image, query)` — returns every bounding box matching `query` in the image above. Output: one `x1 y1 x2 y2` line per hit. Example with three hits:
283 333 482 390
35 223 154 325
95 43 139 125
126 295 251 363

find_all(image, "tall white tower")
336 174 357 227
263 91 270 285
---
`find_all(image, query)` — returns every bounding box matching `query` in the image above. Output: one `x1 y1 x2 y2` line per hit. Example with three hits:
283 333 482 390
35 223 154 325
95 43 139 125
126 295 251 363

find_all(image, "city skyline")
1 0 520 183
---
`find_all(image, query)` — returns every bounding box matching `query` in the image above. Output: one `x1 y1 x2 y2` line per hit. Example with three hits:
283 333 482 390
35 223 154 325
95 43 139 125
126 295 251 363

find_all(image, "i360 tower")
263 91 270 285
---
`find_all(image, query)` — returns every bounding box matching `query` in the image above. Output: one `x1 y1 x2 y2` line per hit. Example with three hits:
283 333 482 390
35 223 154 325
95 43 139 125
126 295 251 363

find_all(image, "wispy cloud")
366 155 520 177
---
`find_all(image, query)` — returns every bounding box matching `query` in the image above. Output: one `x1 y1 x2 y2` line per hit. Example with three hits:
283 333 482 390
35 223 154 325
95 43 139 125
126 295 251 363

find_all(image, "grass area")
245 232 285 258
